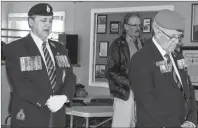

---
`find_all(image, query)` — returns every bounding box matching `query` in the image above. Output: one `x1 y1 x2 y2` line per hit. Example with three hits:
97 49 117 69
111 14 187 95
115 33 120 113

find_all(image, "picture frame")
95 64 106 78
191 3 198 42
143 18 151 33
99 41 109 58
110 21 120 34
97 15 107 34
1 41 6 61
180 46 198 89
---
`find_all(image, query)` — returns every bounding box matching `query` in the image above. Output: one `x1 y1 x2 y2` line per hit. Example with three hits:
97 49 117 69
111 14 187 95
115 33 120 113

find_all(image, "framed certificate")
180 46 198 88
143 18 151 33
191 3 198 42
97 15 107 34
95 64 106 78
99 41 109 58
110 21 120 34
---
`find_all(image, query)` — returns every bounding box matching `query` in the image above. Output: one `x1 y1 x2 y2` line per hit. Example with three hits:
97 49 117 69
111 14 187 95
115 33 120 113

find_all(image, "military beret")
155 9 185 31
28 3 53 16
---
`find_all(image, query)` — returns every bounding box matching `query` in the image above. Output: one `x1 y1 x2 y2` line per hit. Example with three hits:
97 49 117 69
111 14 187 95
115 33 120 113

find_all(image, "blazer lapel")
48 40 59 68
23 34 51 88
24 34 41 56
48 40 62 88
148 39 178 88
24 34 47 73
172 54 189 98
148 39 163 62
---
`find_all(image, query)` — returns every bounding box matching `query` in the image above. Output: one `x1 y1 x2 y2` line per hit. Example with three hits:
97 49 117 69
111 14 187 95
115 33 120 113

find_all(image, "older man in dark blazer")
4 3 76 128
128 9 197 128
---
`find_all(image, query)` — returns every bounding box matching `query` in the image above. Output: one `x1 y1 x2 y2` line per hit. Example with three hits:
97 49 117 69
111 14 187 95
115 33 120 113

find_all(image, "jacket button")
37 102 41 107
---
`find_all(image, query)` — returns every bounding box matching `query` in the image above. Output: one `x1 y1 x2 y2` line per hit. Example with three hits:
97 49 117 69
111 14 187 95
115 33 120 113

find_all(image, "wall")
74 1 198 86
1 2 10 42
1 1 198 124
3 1 198 84
95 11 157 82
1 2 10 125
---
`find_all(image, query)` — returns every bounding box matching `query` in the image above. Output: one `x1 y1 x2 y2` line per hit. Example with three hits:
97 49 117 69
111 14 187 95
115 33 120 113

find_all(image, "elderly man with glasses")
128 9 197 128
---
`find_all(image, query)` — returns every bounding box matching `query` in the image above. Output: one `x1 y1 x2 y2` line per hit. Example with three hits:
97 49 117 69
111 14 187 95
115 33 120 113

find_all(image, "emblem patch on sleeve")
16 109 25 121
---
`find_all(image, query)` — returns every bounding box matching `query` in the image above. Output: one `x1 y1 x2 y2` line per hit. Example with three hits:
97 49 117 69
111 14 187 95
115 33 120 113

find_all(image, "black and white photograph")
95 64 106 78
143 18 151 33
191 3 198 42
99 41 109 57
180 46 198 87
97 15 107 34
1 1 198 128
110 21 120 34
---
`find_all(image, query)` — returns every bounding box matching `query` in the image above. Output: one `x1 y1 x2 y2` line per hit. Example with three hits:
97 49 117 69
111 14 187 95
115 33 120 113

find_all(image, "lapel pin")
16 109 25 121
50 42 56 48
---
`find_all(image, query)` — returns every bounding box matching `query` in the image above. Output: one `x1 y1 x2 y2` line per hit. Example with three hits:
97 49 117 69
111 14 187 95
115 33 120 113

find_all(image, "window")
3 11 65 43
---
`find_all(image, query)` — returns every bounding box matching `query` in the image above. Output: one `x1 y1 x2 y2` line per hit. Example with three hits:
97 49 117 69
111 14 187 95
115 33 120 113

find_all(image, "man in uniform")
4 3 76 128
128 9 197 128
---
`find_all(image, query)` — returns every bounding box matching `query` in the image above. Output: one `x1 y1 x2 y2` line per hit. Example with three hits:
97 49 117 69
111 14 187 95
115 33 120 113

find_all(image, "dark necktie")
42 41 56 128
42 41 56 89
134 41 139 51
164 54 181 87
164 54 186 99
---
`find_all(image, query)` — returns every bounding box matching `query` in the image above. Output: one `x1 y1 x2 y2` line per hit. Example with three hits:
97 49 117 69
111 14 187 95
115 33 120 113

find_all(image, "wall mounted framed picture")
180 46 198 89
95 64 106 78
99 41 109 58
143 18 151 33
191 3 198 42
97 15 107 34
110 21 120 34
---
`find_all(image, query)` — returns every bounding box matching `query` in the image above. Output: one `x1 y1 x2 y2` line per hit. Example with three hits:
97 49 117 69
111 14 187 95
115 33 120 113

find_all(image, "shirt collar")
30 32 48 48
126 35 136 44
152 37 167 59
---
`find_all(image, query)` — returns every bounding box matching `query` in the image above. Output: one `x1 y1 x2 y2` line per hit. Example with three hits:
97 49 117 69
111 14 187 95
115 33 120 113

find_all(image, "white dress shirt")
30 32 55 69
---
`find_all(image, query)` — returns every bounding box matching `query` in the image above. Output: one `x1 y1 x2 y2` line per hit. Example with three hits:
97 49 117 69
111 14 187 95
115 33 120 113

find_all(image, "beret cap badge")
46 5 50 13
28 3 53 16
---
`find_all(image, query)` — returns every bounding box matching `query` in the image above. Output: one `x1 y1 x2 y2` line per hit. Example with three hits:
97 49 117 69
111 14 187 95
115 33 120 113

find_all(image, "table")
73 95 113 103
66 106 113 128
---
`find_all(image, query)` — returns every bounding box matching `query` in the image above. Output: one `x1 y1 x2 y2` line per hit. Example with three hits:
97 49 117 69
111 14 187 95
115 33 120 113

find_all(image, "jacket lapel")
24 34 41 56
48 40 59 68
24 34 47 73
172 53 189 98
148 39 178 88
121 40 130 63
147 39 164 62
48 40 62 89
23 34 50 88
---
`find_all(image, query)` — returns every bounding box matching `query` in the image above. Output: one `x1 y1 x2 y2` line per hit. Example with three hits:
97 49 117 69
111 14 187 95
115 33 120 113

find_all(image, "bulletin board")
181 46 198 88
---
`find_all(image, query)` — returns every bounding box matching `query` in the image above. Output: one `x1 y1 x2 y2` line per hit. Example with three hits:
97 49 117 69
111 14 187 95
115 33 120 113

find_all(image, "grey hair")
27 15 36 28
122 13 140 35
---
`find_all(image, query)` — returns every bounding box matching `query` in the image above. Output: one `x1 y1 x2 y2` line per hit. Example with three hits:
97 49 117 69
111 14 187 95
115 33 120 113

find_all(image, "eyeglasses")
157 27 184 40
126 23 143 29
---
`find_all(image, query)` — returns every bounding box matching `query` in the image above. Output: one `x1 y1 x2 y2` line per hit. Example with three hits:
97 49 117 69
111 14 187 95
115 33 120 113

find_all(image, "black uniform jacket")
4 34 76 128
128 39 197 128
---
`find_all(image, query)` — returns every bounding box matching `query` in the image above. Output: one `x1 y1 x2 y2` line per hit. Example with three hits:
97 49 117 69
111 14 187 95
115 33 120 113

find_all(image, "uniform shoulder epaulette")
48 39 65 46
59 41 65 45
